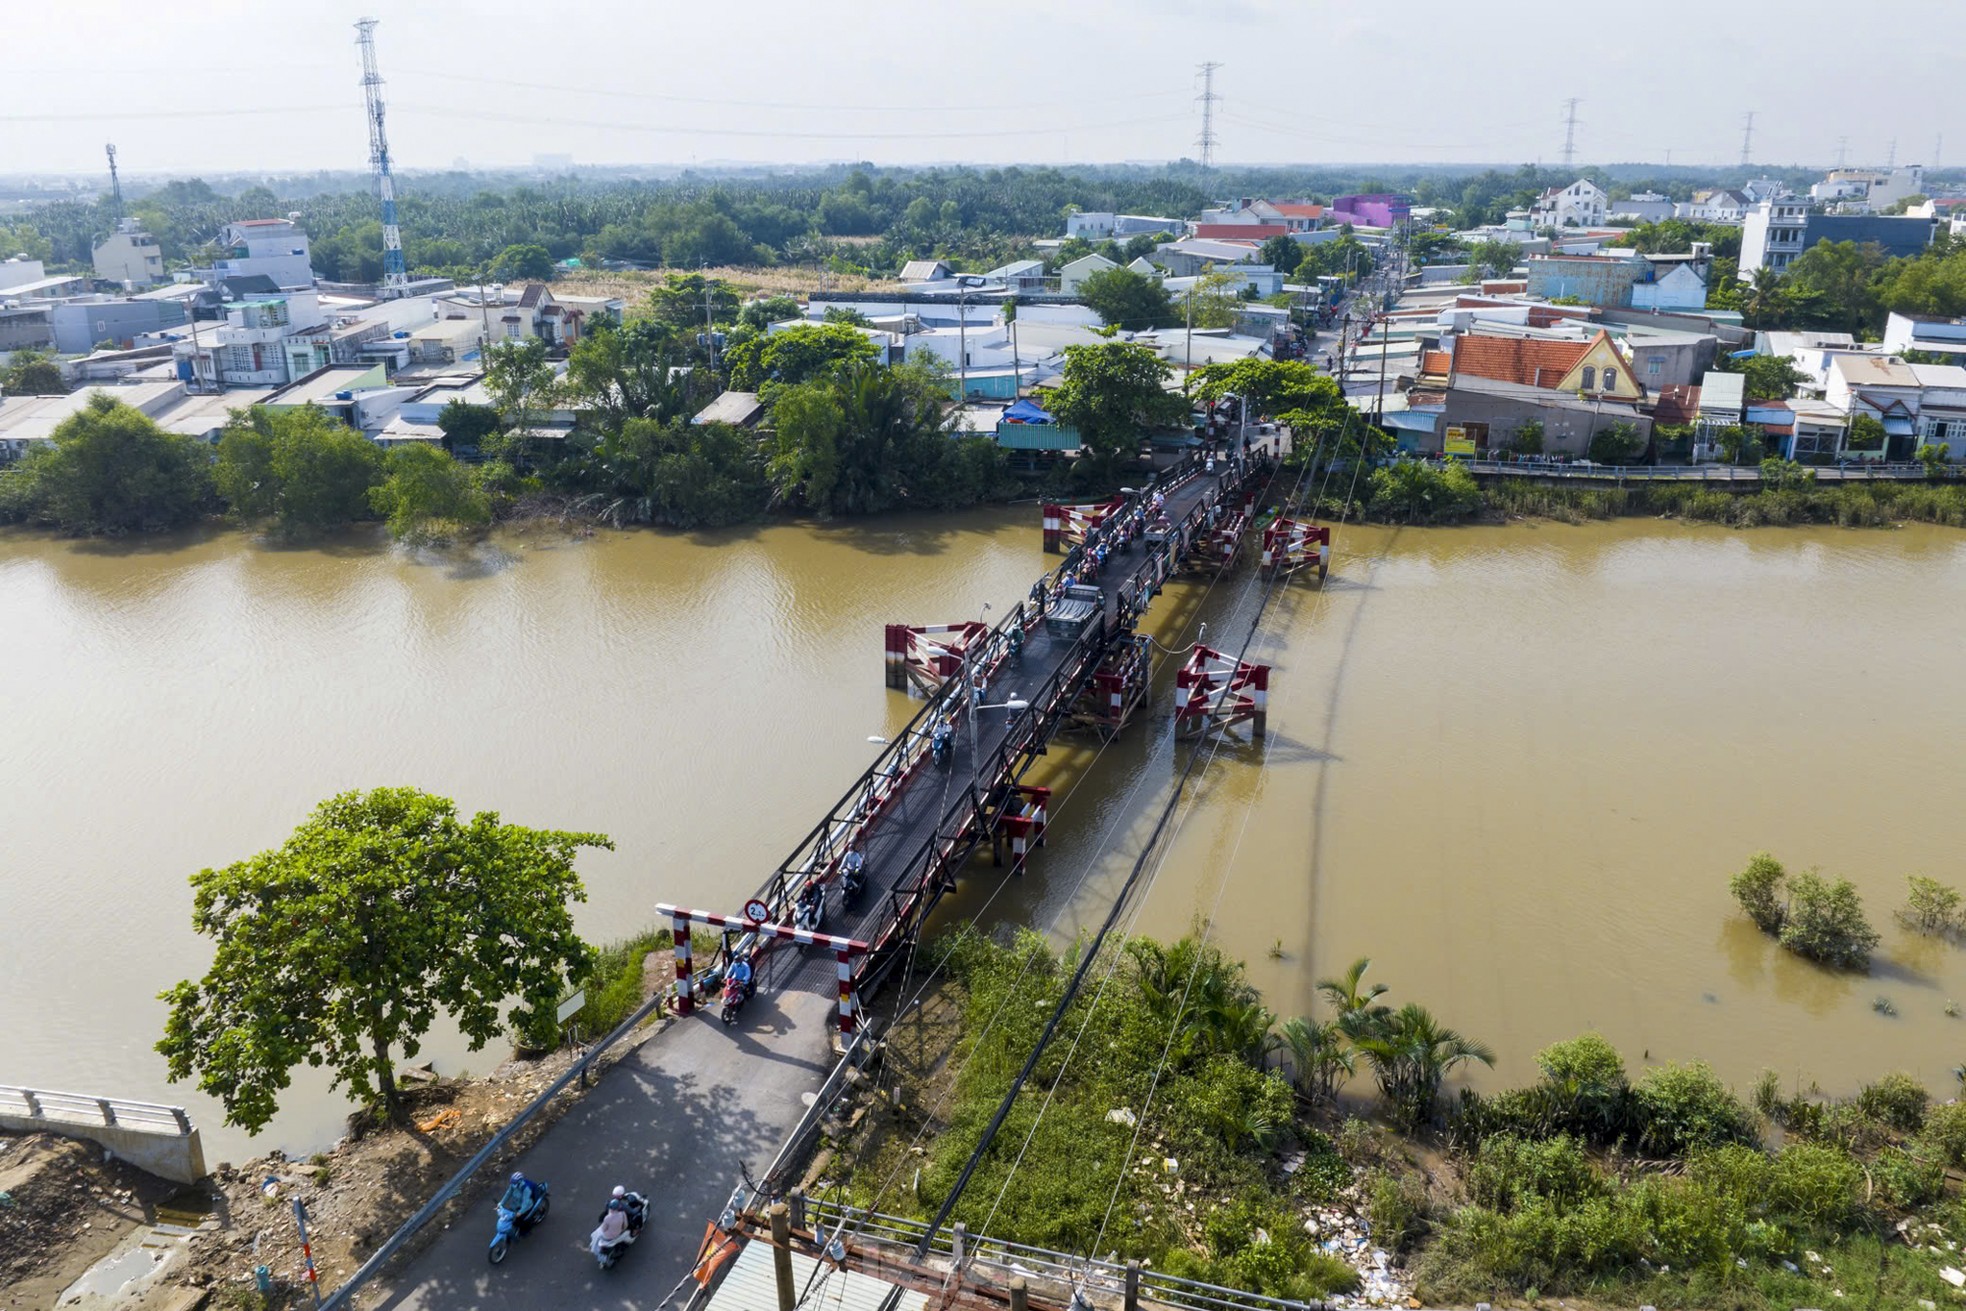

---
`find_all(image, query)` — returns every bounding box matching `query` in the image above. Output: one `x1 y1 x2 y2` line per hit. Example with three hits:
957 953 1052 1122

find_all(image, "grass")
1476 477 1966 529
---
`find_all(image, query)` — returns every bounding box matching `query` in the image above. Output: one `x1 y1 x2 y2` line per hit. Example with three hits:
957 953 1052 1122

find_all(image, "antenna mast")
105 143 123 219
1195 62 1222 169
1560 98 1580 170
355 18 408 294
1739 111 1755 168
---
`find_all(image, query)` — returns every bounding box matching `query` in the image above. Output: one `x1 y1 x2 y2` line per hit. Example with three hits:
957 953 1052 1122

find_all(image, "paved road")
370 987 836 1310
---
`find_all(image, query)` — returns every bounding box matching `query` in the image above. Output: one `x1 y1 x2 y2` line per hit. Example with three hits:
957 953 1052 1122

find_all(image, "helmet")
510 1172 524 1183
612 1186 626 1199
609 1198 625 1211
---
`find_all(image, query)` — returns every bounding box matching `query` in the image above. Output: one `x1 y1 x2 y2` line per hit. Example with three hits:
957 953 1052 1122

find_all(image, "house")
1524 251 1648 307
259 363 414 433
1531 180 1609 229
1152 238 1268 278
1063 212 1182 239
1609 191 1675 223
692 390 766 428
981 260 1048 294
92 218 165 286
1191 223 1289 242
1741 205 1937 276
1329 194 1412 228
1126 256 1159 278
1629 248 1714 313
898 260 954 284
1810 165 1925 214
49 298 188 354
1058 253 1118 295
0 255 48 292
1676 189 1752 223
1425 329 1654 457
0 380 186 462
1882 312 1966 360
214 219 315 289
1822 355 1966 457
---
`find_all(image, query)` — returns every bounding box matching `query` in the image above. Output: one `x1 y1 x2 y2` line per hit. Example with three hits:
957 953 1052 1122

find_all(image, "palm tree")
1353 1003 1495 1127
1316 957 1392 1040
1278 1015 1354 1106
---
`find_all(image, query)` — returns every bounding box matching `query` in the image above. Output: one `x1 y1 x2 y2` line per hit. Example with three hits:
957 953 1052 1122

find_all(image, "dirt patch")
0 1133 184 1311
554 265 901 308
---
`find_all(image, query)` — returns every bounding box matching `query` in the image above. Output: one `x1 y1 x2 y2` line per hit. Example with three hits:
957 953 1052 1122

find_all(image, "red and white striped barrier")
884 621 989 694
1040 496 1127 552
996 784 1050 871
1173 643 1270 739
1260 518 1332 581
658 903 871 1033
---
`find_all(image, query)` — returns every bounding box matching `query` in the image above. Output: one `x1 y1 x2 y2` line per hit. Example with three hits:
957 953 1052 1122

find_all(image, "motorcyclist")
500 1172 542 1216
931 721 952 765
841 846 865 890
726 951 754 998
796 880 823 926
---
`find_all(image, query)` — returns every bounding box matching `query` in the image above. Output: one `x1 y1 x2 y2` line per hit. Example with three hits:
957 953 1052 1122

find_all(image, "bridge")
352 438 1319 1311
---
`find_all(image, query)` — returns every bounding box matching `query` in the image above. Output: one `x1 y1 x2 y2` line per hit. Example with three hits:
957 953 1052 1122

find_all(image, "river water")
5 514 1966 1159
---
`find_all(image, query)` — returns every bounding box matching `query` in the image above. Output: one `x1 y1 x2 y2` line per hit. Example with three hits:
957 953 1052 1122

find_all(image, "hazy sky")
7 0 1961 178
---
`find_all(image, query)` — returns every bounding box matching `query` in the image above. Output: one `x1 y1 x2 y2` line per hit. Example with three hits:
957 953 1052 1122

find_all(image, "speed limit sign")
743 898 771 926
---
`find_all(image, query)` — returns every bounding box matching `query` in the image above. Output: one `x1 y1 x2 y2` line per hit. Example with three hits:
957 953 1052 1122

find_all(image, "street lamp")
969 692 1030 761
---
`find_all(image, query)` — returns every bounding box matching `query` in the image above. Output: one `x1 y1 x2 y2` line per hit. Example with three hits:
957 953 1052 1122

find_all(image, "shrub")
1730 851 1788 932
1856 1071 1930 1132
1365 1169 1428 1253
1873 1145 1947 1208
1536 1033 1626 1096
1920 1101 1966 1167
1779 869 1879 970
1632 1061 1758 1156
1765 1142 1862 1230
1466 1134 1601 1213
1902 875 1966 936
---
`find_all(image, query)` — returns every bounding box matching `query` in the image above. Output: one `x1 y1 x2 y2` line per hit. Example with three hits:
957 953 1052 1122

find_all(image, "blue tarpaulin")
1002 398 1054 424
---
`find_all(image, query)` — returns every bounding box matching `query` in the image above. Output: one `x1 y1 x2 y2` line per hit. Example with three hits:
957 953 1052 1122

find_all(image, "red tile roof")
1420 350 1452 376
1450 335 1590 389
1272 202 1324 218
1650 384 1701 424
1192 223 1289 240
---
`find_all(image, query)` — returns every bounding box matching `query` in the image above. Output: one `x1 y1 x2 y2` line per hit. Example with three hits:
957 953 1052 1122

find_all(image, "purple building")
1331 193 1412 229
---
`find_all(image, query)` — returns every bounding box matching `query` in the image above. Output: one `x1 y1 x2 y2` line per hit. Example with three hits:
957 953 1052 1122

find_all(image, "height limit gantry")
355 17 408 293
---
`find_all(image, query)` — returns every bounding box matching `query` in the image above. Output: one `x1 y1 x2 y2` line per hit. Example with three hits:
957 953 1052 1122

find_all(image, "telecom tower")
105 143 123 219
355 18 408 294
1195 62 1222 169
1739 111 1755 168
1560 98 1581 170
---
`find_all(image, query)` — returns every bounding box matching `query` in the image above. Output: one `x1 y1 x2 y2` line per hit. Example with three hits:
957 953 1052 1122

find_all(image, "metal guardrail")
805 1199 1324 1311
0 1085 193 1135
1460 458 1948 483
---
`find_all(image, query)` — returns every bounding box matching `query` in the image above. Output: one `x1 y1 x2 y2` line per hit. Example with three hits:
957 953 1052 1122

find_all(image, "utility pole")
1739 111 1756 169
104 143 122 220
957 286 969 402
702 263 719 383
1836 136 1849 170
1194 62 1222 169
1560 98 1581 170
355 18 408 295
1887 137 1898 168
1935 134 1945 171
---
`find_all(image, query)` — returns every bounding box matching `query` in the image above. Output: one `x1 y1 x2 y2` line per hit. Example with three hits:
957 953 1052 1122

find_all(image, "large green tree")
1785 239 1889 335
368 443 492 544
214 405 385 536
483 336 558 461
3 348 66 396
561 318 704 431
724 321 879 395
1190 358 1334 418
1735 354 1809 402
1047 342 1186 463
765 359 961 515
1076 267 1178 330
3 393 212 533
158 787 609 1131
489 242 554 282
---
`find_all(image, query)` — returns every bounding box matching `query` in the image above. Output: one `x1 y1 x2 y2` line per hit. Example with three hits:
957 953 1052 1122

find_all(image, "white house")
982 260 1049 294
1676 189 1752 224
1531 180 1609 229
215 219 315 289
1739 199 1810 276
1609 191 1675 223
1882 311 1966 360
1058 252 1118 295
92 219 165 286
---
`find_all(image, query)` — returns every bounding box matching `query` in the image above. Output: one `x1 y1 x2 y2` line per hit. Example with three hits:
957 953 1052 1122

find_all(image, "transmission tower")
104 143 122 219
1560 98 1581 170
355 18 408 294
1836 136 1849 169
1886 137 1897 168
1936 133 1945 171
1739 111 1755 168
1194 62 1222 168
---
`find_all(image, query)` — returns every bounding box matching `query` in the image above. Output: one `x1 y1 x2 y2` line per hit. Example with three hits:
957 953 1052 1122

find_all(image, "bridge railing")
0 1085 193 1135
1460 458 1944 482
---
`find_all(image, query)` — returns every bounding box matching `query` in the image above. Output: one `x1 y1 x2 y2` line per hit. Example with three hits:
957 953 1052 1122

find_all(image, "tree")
1901 875 1966 936
1366 461 1482 523
1047 342 1185 463
1258 233 1303 277
561 317 701 432
1844 413 1886 454
740 295 801 331
369 443 492 544
1779 870 1878 970
1737 354 1808 402
1715 424 1761 466
1507 419 1545 455
489 243 554 282
1916 443 1953 477
724 321 878 395
483 337 557 461
1730 851 1789 932
2 348 66 396
1316 957 1392 1040
1587 420 1644 465
435 398 504 455
1076 267 1177 330
214 405 385 536
1786 239 1889 335
647 272 739 329
158 787 608 1131
1278 1016 1353 1106
1186 269 1243 330
1190 359 1335 419
4 393 212 533
1353 1003 1494 1126
1464 238 1522 281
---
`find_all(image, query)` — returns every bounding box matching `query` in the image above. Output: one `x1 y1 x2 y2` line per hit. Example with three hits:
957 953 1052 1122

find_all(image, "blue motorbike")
488 1181 550 1264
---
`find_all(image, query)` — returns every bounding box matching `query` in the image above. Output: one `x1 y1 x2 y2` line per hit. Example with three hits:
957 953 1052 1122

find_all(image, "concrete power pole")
1195 62 1222 168
1560 98 1581 170
1887 137 1898 168
1739 112 1756 169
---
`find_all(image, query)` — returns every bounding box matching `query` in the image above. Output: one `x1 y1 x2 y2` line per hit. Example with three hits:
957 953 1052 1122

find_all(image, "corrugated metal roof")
709 1234 929 1311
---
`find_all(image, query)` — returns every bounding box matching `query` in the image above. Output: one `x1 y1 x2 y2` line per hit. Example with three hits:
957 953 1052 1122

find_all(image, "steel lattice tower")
1195 62 1222 168
355 18 408 293
105 143 123 219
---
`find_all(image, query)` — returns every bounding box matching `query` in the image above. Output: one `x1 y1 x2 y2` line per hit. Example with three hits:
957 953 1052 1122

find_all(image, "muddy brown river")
5 514 1965 1158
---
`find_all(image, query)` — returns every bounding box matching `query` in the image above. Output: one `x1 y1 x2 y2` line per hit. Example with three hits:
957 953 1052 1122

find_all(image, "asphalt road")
369 985 837 1310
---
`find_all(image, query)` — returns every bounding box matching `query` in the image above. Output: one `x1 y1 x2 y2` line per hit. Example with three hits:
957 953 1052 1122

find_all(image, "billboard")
1443 426 1476 457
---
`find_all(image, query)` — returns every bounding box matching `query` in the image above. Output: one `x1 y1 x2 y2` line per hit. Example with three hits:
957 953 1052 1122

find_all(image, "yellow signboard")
1443 425 1476 457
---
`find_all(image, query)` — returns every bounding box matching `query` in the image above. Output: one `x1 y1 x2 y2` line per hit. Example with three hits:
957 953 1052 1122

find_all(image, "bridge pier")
1173 643 1271 740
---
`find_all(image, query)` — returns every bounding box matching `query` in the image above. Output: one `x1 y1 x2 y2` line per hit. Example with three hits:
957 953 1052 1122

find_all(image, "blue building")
49 299 188 355
1802 213 1938 260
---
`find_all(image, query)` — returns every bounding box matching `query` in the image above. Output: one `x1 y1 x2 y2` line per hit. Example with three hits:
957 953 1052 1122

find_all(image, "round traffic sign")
743 898 771 925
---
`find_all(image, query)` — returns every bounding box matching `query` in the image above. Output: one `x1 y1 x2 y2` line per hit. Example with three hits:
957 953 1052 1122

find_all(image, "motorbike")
840 853 866 903
794 883 824 934
488 1180 550 1264
1007 625 1024 663
719 969 753 1025
930 725 953 770
590 1191 650 1270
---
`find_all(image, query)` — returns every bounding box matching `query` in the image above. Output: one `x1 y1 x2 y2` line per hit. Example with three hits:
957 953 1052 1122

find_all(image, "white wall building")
215 219 315 289
0 256 48 292
1740 199 1810 276
1058 253 1118 294
1531 180 1609 229
92 219 165 286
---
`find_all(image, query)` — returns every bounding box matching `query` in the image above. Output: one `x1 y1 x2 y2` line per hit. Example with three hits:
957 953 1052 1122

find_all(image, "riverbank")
828 928 1966 1311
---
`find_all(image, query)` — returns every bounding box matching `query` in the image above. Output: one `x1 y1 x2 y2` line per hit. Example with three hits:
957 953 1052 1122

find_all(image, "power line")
1195 62 1222 168
1560 98 1581 170
395 104 1191 143
1739 111 1755 168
